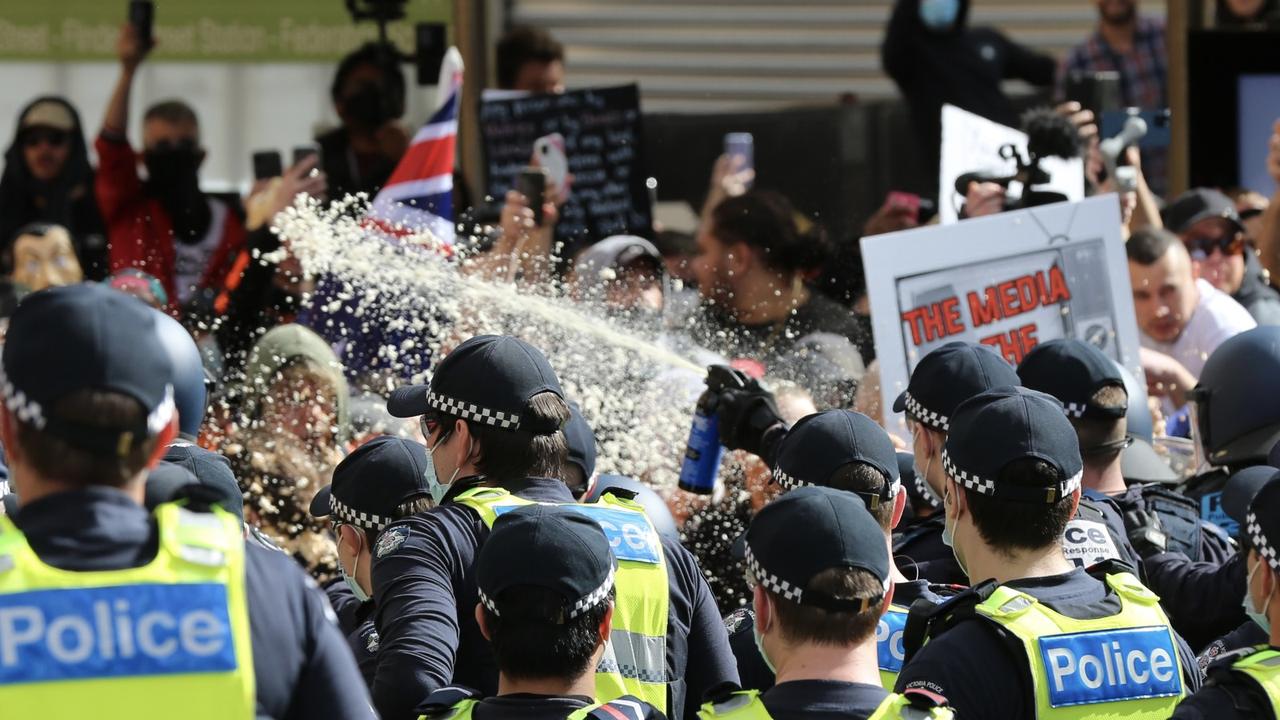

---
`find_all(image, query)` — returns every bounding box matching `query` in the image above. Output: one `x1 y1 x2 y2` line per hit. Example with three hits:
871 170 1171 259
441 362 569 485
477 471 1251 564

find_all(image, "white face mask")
753 597 777 674
911 427 942 507
339 528 370 603
427 433 470 505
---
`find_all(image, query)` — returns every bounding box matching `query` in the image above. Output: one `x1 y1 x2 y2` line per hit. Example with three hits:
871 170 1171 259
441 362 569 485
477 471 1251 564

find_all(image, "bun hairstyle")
710 191 830 276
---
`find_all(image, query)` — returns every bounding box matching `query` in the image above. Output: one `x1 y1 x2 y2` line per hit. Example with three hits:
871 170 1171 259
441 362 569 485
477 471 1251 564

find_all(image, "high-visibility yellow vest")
973 571 1186 719
0 502 255 720
455 486 671 714
422 694 658 719
696 688 954 719
877 603 909 689
1225 646 1280 717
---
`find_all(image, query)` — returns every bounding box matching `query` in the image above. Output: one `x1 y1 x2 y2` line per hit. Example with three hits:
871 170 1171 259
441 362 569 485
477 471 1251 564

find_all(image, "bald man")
1127 227 1255 412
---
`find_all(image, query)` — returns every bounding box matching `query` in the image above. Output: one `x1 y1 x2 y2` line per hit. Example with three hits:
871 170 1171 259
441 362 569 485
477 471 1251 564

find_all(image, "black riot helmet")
1190 327 1280 468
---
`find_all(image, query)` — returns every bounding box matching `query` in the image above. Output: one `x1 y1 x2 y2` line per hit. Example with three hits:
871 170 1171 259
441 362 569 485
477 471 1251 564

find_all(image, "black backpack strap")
416 686 481 718
902 580 996 664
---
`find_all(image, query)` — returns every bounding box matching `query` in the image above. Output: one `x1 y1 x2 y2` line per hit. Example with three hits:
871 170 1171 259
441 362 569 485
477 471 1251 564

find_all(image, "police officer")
1174 474 1280 718
310 435 435 687
721 410 958 692
373 335 737 720
416 504 666 719
0 283 373 719
895 386 1201 717
699 486 953 719
1015 340 1152 574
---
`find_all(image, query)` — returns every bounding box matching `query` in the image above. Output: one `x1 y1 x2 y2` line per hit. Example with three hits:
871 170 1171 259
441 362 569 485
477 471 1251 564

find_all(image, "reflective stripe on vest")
455 487 671 713
975 571 1185 719
1229 647 1280 717
0 503 254 720
697 689 954 719
877 604 909 689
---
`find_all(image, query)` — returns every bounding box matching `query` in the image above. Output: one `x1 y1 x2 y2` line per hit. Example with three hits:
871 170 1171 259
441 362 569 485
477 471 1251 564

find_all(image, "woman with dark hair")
1217 0 1280 27
0 96 107 279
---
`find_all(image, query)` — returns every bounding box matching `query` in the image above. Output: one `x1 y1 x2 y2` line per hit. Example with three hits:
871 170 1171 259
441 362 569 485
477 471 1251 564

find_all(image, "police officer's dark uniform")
1173 474 1280 719
0 284 373 719
417 504 666 720
895 387 1202 718
701 487 953 720
310 435 435 688
721 410 957 693
372 335 737 720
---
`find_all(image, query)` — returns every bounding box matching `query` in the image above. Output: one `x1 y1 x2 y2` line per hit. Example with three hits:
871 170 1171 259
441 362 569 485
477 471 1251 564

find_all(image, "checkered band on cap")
942 449 1083 501
1247 512 1280 573
744 545 803 603
330 494 392 533
0 363 46 429
1063 402 1088 419
903 392 949 432
478 567 616 620
771 467 810 492
427 391 521 430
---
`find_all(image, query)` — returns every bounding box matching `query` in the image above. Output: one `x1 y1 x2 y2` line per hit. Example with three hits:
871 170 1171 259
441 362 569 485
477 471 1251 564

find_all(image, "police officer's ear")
751 585 773 634
891 484 907 528
144 415 179 471
0 406 20 464
878 583 896 619
474 603 492 642
596 602 614 648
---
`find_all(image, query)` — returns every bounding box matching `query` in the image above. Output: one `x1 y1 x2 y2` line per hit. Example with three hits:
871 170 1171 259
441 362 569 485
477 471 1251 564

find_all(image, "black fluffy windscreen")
1021 107 1081 160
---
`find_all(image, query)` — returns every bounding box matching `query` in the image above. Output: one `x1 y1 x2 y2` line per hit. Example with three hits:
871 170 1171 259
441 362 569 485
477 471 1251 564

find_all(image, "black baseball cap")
893 342 1020 433
1162 188 1245 235
1224 465 1280 526
564 401 597 483
310 435 435 532
772 410 900 509
143 461 200 511
387 335 565 434
161 441 244 521
477 504 616 621
944 386 1084 504
1243 475 1280 570
2 284 175 455
1017 339 1126 421
746 485 889 612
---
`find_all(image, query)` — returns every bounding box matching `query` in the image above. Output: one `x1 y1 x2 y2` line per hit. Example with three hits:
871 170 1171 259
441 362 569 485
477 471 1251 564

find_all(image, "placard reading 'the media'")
479 84 651 249
861 195 1142 438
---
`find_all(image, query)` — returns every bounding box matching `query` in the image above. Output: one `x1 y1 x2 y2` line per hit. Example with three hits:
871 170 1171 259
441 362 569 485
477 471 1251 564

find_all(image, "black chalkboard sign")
479 84 651 254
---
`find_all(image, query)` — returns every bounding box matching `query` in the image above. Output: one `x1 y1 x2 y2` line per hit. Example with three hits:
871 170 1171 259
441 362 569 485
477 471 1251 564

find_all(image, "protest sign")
479 84 652 251
862 195 1141 437
938 104 1086 225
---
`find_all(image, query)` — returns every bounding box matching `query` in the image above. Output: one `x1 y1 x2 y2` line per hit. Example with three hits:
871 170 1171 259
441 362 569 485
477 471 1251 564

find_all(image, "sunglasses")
1184 232 1244 260
419 414 440 442
22 128 70 148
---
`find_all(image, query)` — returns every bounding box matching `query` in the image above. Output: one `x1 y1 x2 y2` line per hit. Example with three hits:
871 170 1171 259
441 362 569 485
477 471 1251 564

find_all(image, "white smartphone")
533 133 569 197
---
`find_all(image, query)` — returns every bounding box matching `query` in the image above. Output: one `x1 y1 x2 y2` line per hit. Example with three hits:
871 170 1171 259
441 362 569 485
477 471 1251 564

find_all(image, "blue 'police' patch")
876 607 908 674
0 583 237 686
1200 491 1238 537
376 526 409 558
1038 626 1182 707
493 504 661 564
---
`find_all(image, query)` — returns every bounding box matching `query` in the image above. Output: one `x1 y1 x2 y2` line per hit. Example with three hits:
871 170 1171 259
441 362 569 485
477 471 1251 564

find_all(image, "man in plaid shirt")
1056 0 1168 195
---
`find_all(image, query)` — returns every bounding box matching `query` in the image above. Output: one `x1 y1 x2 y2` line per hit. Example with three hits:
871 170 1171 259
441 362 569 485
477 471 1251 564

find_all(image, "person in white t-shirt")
1127 227 1256 413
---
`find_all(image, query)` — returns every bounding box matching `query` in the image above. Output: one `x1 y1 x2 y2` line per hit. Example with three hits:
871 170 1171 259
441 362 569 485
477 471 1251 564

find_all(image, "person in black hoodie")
0 97 107 279
881 0 1057 182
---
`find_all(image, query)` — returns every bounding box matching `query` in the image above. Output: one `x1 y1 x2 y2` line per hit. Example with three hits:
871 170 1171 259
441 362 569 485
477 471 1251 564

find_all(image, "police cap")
160 441 244 521
745 485 889 612
944 386 1084 504
310 435 435 532
772 410 900 510
1244 475 1280 572
387 335 565 434
893 342 1020 433
1223 465 1280 528
477 504 616 622
2 284 175 455
1017 339 1126 421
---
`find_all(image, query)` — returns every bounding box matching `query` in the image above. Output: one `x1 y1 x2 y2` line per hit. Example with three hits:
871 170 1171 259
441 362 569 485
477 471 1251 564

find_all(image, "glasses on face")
1184 232 1244 260
419 414 440 444
22 128 70 149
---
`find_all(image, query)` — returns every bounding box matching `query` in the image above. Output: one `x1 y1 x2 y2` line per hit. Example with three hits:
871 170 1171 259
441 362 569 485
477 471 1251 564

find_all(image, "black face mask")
343 81 398 130
144 145 210 243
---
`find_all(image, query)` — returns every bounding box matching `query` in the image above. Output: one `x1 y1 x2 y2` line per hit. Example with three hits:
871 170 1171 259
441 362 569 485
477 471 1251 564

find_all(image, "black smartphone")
252 151 283 181
129 0 154 49
415 23 448 86
292 145 320 168
516 167 548 226
1065 70 1123 117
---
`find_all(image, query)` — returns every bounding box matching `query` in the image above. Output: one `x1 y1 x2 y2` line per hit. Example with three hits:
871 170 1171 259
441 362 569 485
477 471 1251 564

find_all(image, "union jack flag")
367 47 463 244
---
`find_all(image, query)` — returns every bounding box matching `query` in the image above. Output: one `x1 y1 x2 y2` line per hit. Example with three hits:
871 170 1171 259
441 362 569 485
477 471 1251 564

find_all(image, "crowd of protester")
5 0 1280 718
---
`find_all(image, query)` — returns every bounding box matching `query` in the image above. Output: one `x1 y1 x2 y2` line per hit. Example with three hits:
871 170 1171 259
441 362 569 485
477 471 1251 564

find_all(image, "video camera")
344 0 447 85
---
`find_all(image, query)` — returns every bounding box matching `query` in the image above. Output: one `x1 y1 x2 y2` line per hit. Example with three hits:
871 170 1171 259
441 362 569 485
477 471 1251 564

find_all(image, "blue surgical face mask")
920 0 961 30
910 430 942 508
427 435 466 505
1243 559 1273 634
340 530 371 603
753 607 778 675
942 484 969 578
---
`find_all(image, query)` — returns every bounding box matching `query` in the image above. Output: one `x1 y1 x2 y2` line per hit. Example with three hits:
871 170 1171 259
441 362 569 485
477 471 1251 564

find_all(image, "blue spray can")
677 366 743 494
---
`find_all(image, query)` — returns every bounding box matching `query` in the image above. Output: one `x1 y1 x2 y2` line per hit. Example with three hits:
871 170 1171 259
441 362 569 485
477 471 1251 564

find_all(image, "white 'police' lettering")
492 504 661 564
0 583 237 685
1062 519 1121 569
1037 626 1182 707
876 608 908 673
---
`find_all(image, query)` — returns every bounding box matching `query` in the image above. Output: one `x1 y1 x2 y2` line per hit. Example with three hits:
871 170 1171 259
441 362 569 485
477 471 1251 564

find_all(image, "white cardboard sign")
938 104 1086 225
861 195 1142 438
